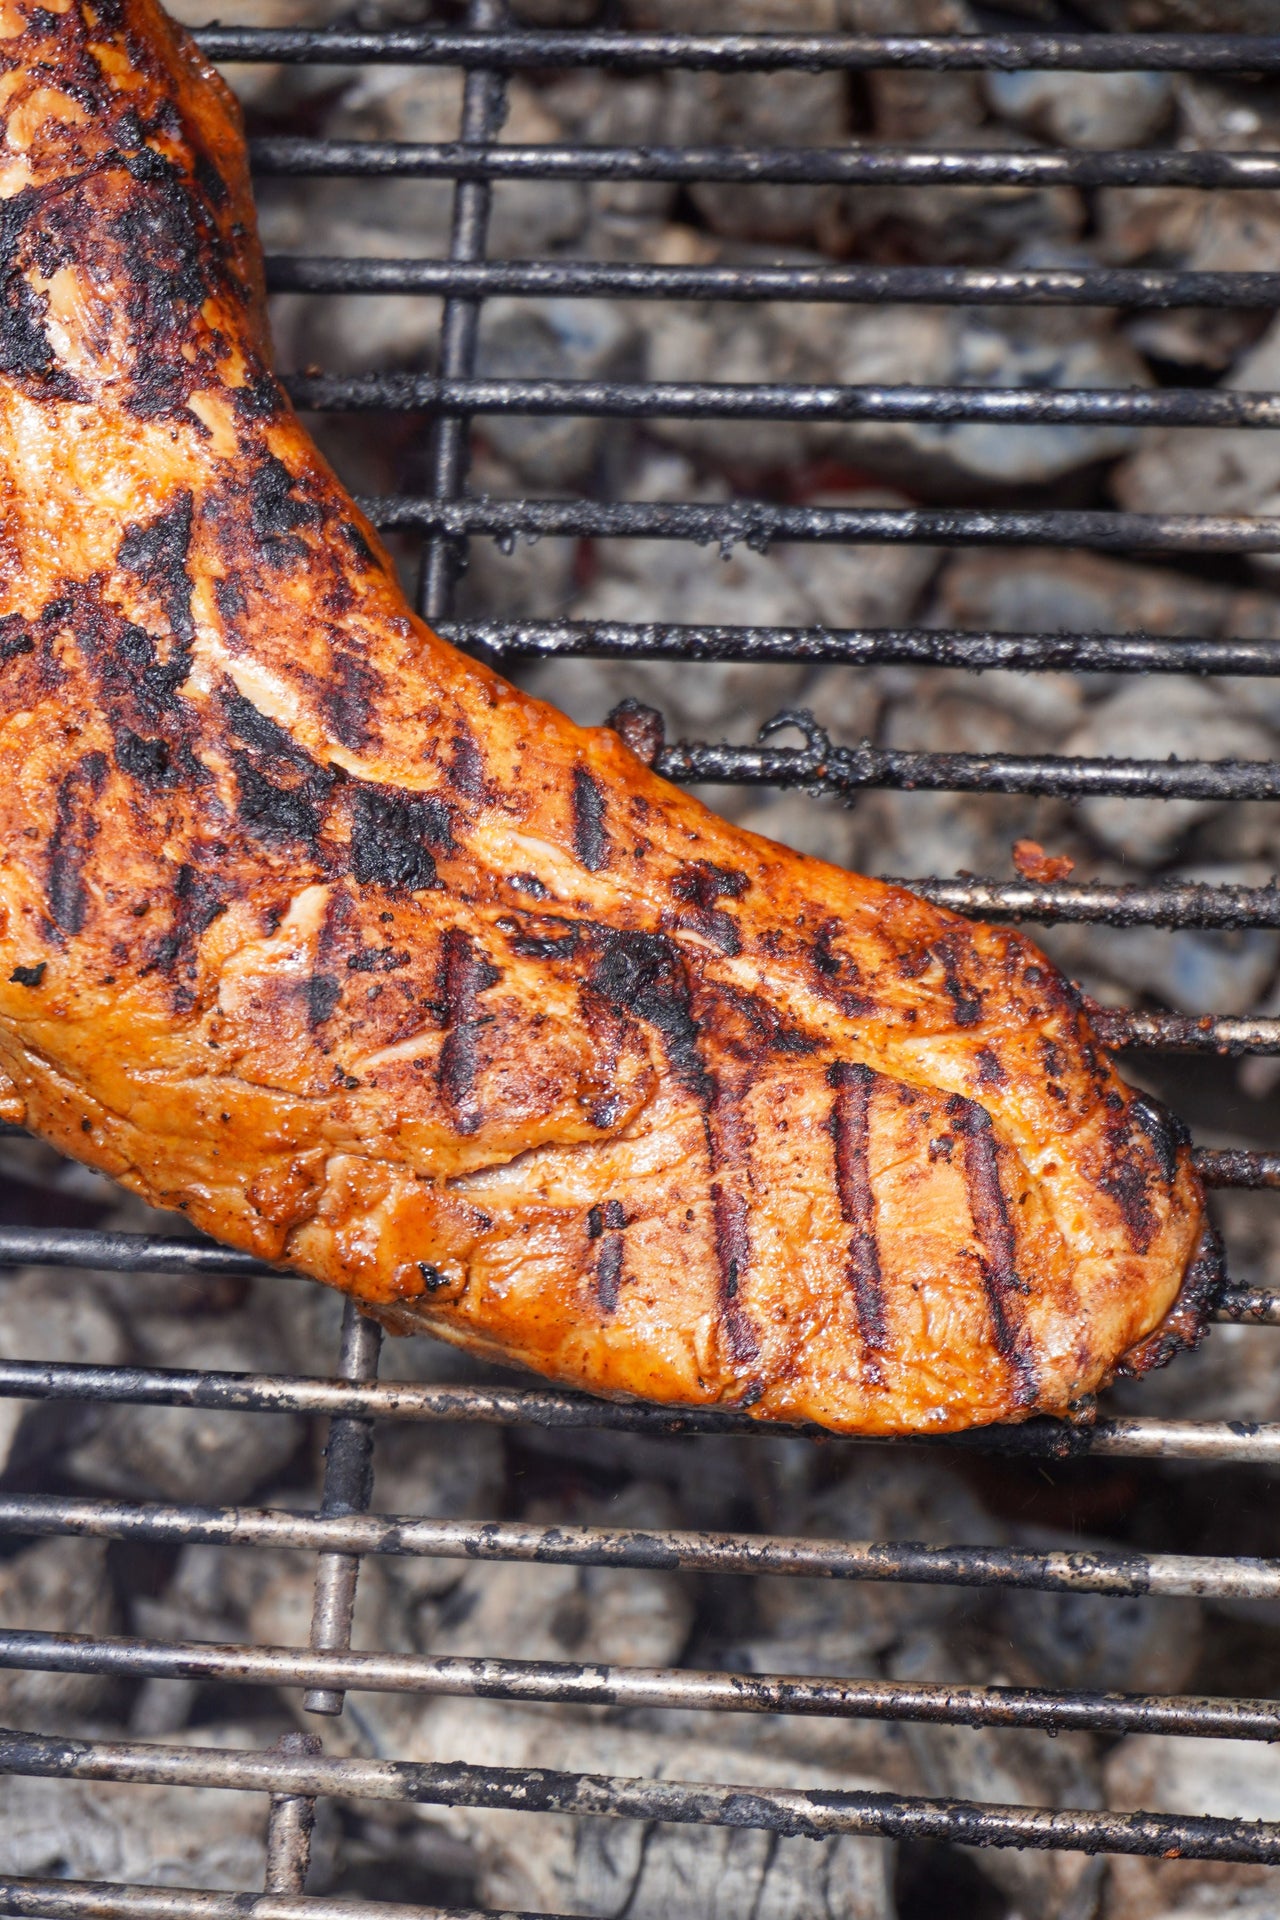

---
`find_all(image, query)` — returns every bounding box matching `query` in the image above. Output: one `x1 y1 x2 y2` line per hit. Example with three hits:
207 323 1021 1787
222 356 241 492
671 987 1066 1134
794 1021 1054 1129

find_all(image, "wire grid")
6 10 1280 1915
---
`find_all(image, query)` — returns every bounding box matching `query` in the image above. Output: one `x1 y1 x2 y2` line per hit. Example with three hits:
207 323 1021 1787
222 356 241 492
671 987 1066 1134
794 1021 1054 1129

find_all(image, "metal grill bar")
265 256 1280 308
0 1217 1273 1277
286 373 1280 430
0 1886 518 1920
441 619 1280 679
5 1494 1275 1601
363 495 1280 552
417 0 506 624
656 737 1280 804
1 1362 1278 1462
195 27 1280 73
250 139 1280 192
2 1627 1277 1740
5 1730 1279 1865
301 1303 382 1717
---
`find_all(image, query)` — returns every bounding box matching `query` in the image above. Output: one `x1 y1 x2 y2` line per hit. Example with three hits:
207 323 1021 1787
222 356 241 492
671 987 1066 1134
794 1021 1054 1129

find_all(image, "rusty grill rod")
4 1729 1280 1865
195 27 1280 73
2 1627 1277 1741
3 1360 1280 1462
4 1493 1277 1601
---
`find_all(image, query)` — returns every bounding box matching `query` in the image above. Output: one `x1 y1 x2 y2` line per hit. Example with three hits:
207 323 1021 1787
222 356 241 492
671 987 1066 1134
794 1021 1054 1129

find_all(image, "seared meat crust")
0 0 1216 1433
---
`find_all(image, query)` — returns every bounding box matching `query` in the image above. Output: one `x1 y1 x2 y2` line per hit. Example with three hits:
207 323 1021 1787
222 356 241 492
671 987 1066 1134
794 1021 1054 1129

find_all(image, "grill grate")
7 10 1280 1917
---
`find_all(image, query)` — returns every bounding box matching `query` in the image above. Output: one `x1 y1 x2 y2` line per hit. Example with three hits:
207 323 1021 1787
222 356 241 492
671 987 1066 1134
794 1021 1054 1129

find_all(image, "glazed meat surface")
0 0 1218 1433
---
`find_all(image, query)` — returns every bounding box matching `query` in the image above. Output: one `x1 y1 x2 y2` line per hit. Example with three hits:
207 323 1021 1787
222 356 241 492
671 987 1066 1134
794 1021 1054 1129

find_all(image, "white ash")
1061 679 1276 868
64 1307 304 1504
0 1270 126 1478
1102 1735 1280 1920
1114 318 1280 573
986 69 1173 153
0 1537 118 1728
890 1631 1106 1920
0 1731 276 1892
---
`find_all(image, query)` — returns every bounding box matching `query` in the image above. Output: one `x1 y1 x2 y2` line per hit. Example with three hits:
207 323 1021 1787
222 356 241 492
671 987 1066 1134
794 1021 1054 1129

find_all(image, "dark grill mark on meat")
596 1235 624 1313
949 1095 1038 1408
586 1205 603 1240
138 864 226 989
671 861 749 909
9 963 45 988
933 936 983 1027
46 751 108 936
448 726 485 801
437 928 500 1133
674 907 741 956
571 766 609 872
588 929 707 1095
349 786 445 893
828 1062 888 1373
706 1084 760 1367
117 492 195 642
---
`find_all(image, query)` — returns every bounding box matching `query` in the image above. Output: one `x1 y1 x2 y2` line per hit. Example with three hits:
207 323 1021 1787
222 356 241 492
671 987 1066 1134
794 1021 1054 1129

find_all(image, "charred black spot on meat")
349 786 446 893
596 1235 624 1313
437 928 500 1132
249 455 320 563
948 1095 1038 1406
603 1199 626 1230
828 1062 888 1371
506 918 581 962
0 616 34 666
117 493 195 643
447 725 486 802
342 521 382 570
192 145 230 211
137 864 226 984
114 727 174 786
1130 1093 1190 1189
586 1205 604 1240
674 907 741 956
974 1046 1007 1091
347 946 410 974
588 928 706 1094
933 936 983 1027
672 861 750 909
214 577 246 624
9 963 45 988
813 920 843 979
571 766 609 872
306 973 341 1028
46 751 107 936
220 689 314 780
0 189 81 399
233 756 325 848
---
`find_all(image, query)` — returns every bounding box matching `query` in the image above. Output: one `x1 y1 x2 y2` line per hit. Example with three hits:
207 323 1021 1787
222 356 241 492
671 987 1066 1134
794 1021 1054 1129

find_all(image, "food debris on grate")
6 3 1280 1918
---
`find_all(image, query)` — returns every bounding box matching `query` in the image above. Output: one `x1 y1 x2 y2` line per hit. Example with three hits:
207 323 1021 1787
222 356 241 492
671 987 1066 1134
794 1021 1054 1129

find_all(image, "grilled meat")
0 0 1218 1433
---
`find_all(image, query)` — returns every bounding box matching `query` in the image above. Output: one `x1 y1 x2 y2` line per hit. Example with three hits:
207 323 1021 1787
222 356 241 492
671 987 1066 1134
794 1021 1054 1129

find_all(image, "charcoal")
0 1537 118 1726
